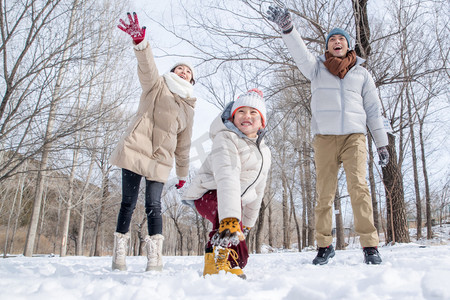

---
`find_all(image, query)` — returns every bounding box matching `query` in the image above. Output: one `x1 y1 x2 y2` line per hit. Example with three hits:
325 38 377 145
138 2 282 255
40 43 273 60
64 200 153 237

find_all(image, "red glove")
118 12 146 44
175 180 186 189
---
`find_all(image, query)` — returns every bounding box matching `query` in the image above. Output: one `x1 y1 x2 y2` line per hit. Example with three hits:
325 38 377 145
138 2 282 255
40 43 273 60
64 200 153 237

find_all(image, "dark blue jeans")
116 169 164 235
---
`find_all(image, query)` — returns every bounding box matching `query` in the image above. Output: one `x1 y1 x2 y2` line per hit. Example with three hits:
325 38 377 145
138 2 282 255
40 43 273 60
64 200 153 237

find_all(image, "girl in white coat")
183 89 271 279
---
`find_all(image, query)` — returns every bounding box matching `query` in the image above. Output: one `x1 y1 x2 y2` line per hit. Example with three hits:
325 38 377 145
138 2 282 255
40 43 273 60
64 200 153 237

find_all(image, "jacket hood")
209 101 267 145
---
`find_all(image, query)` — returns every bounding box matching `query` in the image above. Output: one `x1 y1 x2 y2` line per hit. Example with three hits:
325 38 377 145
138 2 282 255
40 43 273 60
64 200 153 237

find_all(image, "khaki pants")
313 134 379 247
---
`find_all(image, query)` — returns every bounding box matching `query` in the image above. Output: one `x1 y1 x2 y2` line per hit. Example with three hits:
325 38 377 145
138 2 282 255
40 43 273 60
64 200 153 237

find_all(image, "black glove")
377 146 389 167
267 5 293 33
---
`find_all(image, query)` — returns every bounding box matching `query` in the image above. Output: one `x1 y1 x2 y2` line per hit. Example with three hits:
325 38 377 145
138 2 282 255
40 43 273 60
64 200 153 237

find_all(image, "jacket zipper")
241 141 264 198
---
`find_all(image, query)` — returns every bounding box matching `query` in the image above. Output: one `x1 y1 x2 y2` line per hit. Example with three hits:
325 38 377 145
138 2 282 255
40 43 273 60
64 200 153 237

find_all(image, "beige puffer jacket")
183 103 271 228
109 42 196 183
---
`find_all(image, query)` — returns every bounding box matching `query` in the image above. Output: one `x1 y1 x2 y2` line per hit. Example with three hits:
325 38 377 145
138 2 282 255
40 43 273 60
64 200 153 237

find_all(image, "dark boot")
363 247 382 265
312 244 335 265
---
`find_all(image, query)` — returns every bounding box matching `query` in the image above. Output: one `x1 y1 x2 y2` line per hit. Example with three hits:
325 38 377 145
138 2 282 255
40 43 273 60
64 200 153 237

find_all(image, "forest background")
0 0 448 258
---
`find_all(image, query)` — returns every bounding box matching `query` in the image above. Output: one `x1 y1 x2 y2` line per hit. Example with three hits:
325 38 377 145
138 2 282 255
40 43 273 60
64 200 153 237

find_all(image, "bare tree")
163 188 191 256
254 174 275 253
24 0 80 257
334 173 347 250
383 134 410 243
2 161 28 257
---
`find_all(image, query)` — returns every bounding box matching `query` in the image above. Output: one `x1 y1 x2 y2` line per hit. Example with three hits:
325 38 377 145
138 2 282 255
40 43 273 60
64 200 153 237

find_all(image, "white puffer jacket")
183 103 271 227
282 27 388 147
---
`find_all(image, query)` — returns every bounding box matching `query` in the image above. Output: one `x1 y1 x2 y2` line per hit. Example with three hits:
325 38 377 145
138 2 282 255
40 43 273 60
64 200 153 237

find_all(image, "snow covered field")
1 227 449 300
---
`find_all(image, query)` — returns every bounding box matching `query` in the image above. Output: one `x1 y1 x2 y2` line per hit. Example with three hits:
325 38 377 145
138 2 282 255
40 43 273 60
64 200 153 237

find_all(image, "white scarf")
163 72 194 98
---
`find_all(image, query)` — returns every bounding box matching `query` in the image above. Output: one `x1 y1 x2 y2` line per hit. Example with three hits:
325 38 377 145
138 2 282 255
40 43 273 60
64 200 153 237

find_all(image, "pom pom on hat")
170 62 195 84
326 28 351 50
231 88 267 128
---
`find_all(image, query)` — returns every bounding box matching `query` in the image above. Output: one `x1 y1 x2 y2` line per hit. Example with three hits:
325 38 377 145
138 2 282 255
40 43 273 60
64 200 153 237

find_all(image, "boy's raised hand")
266 4 293 33
211 218 244 247
118 12 146 44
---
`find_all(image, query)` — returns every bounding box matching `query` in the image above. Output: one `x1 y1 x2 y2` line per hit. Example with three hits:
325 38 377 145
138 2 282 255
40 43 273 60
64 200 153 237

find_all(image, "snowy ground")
1 226 449 300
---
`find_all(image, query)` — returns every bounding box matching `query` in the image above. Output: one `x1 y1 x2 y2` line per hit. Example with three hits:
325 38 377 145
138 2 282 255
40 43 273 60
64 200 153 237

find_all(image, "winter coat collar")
319 53 365 66
163 72 194 98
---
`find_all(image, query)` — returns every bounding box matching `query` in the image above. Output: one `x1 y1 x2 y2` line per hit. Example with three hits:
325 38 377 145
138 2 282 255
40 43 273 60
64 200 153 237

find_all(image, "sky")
131 1 220 128
1 225 449 299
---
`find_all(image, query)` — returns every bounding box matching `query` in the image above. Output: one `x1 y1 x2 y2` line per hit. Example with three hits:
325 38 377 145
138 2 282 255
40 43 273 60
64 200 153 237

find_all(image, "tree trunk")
23 166 49 256
194 212 203 254
135 216 147 256
3 165 26 257
9 174 25 255
382 134 410 243
334 189 346 250
304 140 315 247
400 24 422 239
174 223 184 256
367 134 380 232
352 0 372 59
36 188 49 254
92 171 109 256
255 178 272 253
58 0 79 258
289 191 302 252
297 145 306 251
268 190 274 247
407 101 422 239
418 120 432 239
60 149 79 256
281 172 290 249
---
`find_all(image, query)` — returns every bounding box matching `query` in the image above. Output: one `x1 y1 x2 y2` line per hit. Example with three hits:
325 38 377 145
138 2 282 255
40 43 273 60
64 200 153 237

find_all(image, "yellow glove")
212 218 243 247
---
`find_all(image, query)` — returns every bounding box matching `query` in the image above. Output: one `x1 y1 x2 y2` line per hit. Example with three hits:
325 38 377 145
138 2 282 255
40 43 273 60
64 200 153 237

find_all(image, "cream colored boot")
112 232 130 271
145 234 164 271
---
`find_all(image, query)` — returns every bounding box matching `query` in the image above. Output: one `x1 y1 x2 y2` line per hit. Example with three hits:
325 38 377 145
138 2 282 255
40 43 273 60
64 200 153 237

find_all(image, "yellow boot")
214 247 246 279
203 252 218 276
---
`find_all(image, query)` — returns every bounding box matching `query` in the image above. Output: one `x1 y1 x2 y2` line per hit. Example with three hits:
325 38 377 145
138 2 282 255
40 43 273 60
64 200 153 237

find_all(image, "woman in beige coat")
110 12 196 272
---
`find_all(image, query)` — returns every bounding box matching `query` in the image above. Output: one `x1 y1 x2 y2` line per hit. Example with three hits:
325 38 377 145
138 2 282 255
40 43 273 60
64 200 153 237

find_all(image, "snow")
1 227 450 300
